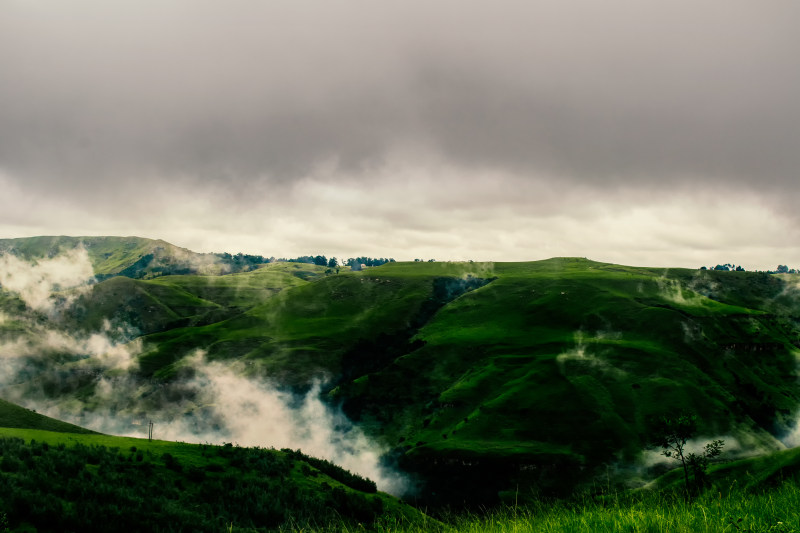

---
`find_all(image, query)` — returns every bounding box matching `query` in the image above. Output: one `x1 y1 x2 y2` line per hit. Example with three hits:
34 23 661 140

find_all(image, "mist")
0 246 94 313
0 249 408 495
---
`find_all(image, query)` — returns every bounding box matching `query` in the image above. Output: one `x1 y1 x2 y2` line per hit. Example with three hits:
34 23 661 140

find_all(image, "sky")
1 1 799 270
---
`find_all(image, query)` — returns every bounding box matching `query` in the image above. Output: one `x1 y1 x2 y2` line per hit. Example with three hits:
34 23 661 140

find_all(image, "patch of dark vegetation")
281 447 377 493
399 451 586 508
0 437 389 533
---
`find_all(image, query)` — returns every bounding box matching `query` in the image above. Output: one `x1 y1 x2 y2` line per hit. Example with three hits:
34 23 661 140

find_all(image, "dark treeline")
214 252 270 271
346 257 395 267
0 438 388 532
280 447 376 493
278 255 396 268
700 263 798 274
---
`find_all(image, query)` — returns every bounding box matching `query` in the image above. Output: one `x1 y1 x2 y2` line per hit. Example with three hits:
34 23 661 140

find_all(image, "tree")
777 265 789 273
651 413 724 498
328 257 338 268
686 440 724 488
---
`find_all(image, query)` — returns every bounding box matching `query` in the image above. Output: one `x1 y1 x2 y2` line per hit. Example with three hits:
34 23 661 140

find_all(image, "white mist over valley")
0 247 408 495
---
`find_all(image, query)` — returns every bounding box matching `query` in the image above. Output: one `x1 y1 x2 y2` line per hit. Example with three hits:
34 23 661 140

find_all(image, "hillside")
0 235 261 279
0 398 96 434
0 427 425 532
130 258 800 503
2 237 800 507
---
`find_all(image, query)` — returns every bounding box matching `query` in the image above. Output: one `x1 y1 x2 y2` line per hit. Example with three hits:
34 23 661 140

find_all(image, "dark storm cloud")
2 0 799 202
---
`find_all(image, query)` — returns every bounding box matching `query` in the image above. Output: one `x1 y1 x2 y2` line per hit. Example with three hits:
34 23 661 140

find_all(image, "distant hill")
0 235 266 279
61 261 327 336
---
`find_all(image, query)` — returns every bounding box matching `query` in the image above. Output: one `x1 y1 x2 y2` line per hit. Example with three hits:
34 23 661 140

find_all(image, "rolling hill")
2 237 800 507
130 258 800 503
0 397 427 532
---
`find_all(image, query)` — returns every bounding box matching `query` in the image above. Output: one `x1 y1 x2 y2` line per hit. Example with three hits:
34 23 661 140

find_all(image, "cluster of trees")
214 252 270 271
345 257 395 267
652 413 724 499
700 263 745 271
700 263 798 274
278 255 339 267
0 437 387 532
278 256 396 268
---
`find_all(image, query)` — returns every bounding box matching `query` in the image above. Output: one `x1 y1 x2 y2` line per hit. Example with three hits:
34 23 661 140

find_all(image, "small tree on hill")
651 413 724 498
686 440 724 488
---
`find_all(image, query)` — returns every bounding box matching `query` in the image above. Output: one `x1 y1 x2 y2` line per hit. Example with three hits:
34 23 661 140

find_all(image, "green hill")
0 394 427 530
0 428 426 532
122 258 800 504
0 235 264 279
3 237 800 508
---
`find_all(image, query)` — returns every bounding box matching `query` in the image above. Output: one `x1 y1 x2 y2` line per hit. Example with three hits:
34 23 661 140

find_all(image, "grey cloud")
2 0 799 200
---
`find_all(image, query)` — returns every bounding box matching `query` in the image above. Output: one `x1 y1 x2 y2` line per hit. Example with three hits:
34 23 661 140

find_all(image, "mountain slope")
3 238 800 507
334 260 800 503
121 258 800 503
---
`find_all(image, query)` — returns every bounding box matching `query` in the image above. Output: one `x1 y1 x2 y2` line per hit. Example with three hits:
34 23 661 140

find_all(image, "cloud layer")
2 1 799 269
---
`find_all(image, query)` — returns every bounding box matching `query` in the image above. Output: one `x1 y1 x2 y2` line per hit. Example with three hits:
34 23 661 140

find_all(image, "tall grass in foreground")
299 481 800 533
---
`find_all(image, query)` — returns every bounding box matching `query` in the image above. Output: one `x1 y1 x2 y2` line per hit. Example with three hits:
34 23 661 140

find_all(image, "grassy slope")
136 262 432 380
0 235 227 278
145 261 321 308
124 258 800 504
329 260 800 502
0 394 426 531
0 398 96 434
61 262 322 338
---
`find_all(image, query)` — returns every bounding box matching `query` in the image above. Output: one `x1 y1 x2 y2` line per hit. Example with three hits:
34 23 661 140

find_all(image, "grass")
438 484 800 533
263 475 800 532
145 262 320 308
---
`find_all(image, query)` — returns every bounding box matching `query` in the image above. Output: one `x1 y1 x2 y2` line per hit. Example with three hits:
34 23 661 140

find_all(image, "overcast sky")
1 1 799 269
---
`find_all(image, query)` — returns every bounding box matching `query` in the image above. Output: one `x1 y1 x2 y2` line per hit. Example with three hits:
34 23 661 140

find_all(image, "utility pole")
148 420 153 441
